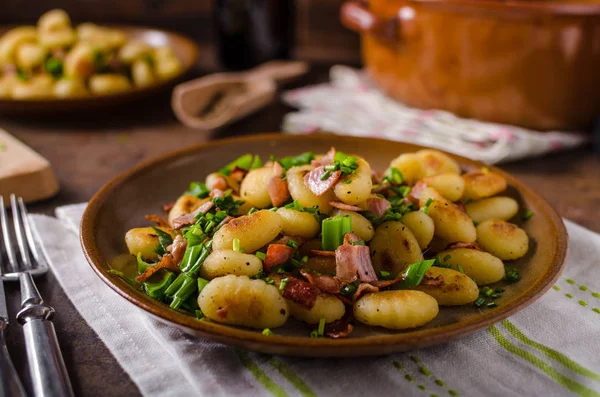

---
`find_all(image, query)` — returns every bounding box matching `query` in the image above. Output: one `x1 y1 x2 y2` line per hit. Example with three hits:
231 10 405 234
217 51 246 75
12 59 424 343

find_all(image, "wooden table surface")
2 64 599 396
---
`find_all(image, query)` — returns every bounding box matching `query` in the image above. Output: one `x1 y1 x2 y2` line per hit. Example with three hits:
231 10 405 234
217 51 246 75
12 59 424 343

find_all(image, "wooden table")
2 64 599 396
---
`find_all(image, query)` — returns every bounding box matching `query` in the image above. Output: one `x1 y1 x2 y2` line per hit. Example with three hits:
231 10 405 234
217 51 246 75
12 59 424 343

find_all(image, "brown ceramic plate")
80 133 568 357
0 25 199 116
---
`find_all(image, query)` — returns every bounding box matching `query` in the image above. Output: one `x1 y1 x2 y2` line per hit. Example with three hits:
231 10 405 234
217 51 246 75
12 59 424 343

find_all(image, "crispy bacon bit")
268 162 291 207
281 277 320 309
169 234 188 264
310 250 336 257
343 232 362 245
324 314 354 339
144 214 170 228
264 244 295 271
300 269 343 294
171 201 215 230
206 173 228 191
372 183 391 195
311 147 336 167
304 166 342 196
407 181 427 204
336 244 377 282
273 235 306 247
216 215 234 230
210 188 225 198
216 306 229 319
446 241 484 251
229 166 248 181
329 201 362 211
371 169 385 185
135 234 187 282
420 275 445 286
162 201 175 213
366 197 391 217
353 283 379 301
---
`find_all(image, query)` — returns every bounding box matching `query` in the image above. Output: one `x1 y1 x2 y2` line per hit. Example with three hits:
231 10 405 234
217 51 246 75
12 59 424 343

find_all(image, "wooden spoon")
172 60 309 130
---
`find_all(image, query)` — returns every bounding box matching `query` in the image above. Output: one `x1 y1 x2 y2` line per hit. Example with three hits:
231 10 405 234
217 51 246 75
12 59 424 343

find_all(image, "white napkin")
30 203 600 397
282 66 589 164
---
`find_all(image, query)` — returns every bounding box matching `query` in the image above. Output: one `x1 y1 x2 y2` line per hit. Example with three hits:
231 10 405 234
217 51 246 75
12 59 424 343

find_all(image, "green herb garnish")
423 198 434 215
321 215 352 251
523 210 534 221
186 182 210 198
44 57 63 78
262 328 274 336
394 259 436 289
151 227 173 256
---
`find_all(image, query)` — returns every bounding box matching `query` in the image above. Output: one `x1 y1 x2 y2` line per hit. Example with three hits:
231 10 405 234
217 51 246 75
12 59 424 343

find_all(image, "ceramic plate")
80 133 568 357
0 25 198 116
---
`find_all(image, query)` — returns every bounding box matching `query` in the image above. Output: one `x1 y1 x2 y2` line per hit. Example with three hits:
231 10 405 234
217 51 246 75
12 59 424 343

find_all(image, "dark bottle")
214 0 295 70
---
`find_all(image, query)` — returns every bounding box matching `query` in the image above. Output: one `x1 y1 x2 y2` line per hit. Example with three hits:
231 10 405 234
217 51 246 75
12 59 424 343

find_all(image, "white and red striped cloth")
282 66 588 164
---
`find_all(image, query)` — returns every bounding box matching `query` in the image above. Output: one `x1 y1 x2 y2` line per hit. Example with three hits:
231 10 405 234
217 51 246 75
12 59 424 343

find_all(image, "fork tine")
10 194 30 270
0 196 18 272
17 197 42 267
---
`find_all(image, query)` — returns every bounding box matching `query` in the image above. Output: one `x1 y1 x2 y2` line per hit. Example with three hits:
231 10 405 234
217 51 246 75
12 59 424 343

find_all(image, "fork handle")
17 273 74 397
0 326 27 397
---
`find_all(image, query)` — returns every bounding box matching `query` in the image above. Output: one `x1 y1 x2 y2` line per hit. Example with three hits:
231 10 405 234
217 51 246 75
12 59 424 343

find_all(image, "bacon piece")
407 181 427 204
300 269 343 294
324 314 354 339
169 234 188 264
371 169 385 185
135 234 188 282
273 235 306 247
329 201 362 211
372 183 391 195
264 244 295 271
304 166 342 197
310 250 336 257
281 277 320 310
210 188 225 199
365 197 391 217
445 241 484 251
311 147 336 167
162 201 175 213
267 162 291 207
353 283 379 301
206 173 228 191
420 275 445 286
343 232 362 245
216 306 229 319
171 201 215 229
336 244 377 282
145 214 170 228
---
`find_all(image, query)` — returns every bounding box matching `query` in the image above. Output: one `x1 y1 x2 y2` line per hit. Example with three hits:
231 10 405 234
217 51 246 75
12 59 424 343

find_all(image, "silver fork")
1 195 74 397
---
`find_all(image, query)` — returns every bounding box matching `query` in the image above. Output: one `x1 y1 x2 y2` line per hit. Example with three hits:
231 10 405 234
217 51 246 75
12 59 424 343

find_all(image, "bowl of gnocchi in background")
0 9 199 116
81 133 568 356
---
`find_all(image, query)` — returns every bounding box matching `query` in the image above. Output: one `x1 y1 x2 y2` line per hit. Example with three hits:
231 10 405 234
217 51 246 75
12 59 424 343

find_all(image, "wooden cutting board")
0 129 59 203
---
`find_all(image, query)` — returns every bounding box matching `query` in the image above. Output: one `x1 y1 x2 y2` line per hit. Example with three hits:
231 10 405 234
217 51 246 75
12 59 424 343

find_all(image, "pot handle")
340 1 398 42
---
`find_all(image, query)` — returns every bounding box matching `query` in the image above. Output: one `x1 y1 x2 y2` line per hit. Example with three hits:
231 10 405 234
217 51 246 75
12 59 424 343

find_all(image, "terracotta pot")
341 0 600 131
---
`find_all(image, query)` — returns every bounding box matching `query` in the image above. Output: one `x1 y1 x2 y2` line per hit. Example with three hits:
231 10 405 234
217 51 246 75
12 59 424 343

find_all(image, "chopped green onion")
310 330 319 338
320 170 332 181
505 268 519 282
481 167 490 174
422 198 434 215
143 270 176 300
255 252 266 260
344 180 352 184
151 227 173 256
262 328 274 336
317 317 326 336
473 220 479 227
197 277 209 293
457 264 465 274
186 181 210 198
443 254 451 262
487 302 498 308
523 210 534 221
340 283 357 297
276 152 315 171
474 297 485 308
251 155 264 169
219 154 255 175
495 288 505 293
279 278 289 291
286 240 298 249
484 288 494 297
232 238 241 252
378 270 392 280
321 215 352 251
108 269 138 286
195 309 204 319
16 68 28 81
136 252 153 274
395 259 436 289
248 207 258 215
264 277 275 285
384 167 404 185
491 293 502 299
44 57 63 78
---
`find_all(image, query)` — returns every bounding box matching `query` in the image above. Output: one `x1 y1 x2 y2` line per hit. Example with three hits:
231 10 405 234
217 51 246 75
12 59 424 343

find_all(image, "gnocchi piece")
11 75 54 99
276 208 320 239
287 165 334 213
437 248 505 286
131 59 155 88
124 226 173 262
15 43 46 70
420 188 476 243
411 267 479 306
198 275 289 329
199 249 263 279
401 211 434 249
354 290 439 330
476 219 529 260
0 27 37 64
287 294 345 324
212 210 282 253
119 40 152 63
38 29 77 50
233 195 254 216
334 158 372 205
155 57 181 80
387 153 426 185
168 195 203 226
76 23 100 41
0 74 18 98
369 221 423 276
462 170 507 201
89 74 131 95
240 167 273 208
416 149 461 176
465 196 519 223
64 44 95 78
331 209 375 242
38 9 71 32
53 78 87 98
422 173 465 202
